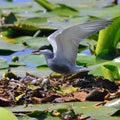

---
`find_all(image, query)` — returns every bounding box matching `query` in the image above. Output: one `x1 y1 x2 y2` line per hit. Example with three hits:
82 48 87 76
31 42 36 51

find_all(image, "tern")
33 20 111 75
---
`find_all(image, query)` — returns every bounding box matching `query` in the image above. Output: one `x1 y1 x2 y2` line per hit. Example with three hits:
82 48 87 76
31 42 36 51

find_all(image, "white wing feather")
48 20 111 65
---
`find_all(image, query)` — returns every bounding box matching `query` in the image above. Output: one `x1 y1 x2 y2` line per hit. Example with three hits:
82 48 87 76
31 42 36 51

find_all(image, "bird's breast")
47 59 70 74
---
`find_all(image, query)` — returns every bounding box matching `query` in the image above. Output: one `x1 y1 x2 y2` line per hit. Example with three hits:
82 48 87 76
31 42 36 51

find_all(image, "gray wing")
48 20 111 65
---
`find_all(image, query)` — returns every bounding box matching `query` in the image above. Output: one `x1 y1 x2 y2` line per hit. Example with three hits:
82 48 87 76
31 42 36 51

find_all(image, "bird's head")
32 45 53 59
32 45 52 53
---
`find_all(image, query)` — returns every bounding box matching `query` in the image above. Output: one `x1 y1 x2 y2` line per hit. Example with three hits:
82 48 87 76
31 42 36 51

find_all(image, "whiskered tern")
33 20 111 75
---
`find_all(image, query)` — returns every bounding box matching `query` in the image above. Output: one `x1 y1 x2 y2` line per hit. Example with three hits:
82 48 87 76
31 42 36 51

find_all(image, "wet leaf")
105 99 120 110
9 102 120 120
80 5 120 19
35 0 57 11
9 66 52 77
20 54 47 68
0 107 18 120
15 36 49 49
0 58 9 70
96 17 120 58
76 54 96 66
0 39 25 54
56 86 78 95
101 63 120 81
52 4 78 17
2 69 18 79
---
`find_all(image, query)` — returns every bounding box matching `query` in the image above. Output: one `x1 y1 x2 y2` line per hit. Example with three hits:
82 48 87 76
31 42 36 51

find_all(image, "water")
0 48 32 62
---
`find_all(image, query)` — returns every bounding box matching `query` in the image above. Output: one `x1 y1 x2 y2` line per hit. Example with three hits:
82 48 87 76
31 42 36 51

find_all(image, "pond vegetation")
0 0 120 120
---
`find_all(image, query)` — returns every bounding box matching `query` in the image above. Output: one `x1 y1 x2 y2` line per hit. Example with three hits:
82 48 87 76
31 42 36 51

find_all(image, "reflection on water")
0 48 32 62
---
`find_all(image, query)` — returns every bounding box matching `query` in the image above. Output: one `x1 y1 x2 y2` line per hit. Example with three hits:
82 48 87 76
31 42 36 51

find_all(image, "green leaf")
76 54 96 66
9 102 120 120
96 17 120 58
7 66 52 77
0 58 9 69
105 99 120 110
0 39 25 55
20 54 47 67
35 0 57 11
56 86 78 94
80 5 120 19
9 62 25 67
52 4 78 17
15 36 49 49
1 11 17 24
0 107 18 120
101 63 120 81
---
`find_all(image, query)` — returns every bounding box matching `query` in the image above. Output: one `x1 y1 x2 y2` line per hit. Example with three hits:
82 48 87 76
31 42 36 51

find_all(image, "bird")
33 20 111 75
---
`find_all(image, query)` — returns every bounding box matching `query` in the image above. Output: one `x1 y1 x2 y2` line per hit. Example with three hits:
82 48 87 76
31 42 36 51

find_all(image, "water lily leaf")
20 54 47 68
35 0 57 11
52 4 78 17
10 21 56 37
9 102 120 120
76 54 96 66
35 0 78 16
0 58 9 69
0 39 25 55
9 62 25 67
89 56 120 77
48 16 89 29
1 11 17 24
96 17 120 58
80 5 120 19
0 2 32 9
20 17 48 26
15 36 49 49
9 66 52 77
105 99 120 110
101 63 120 81
0 107 18 120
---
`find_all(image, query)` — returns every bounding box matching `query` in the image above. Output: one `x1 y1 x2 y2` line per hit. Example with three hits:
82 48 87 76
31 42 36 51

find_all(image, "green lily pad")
0 58 9 69
101 63 120 81
9 62 26 67
15 36 49 49
79 5 120 19
0 39 25 55
9 66 52 77
0 107 18 120
20 54 47 68
9 102 120 120
76 54 96 66
52 4 79 17
105 99 120 110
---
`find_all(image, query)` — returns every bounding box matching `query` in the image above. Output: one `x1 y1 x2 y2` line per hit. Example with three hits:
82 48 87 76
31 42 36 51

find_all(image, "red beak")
32 49 40 53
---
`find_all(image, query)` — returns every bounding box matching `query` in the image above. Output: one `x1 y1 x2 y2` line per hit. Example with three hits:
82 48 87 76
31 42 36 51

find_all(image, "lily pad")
105 99 120 110
0 39 25 55
20 54 47 68
76 54 96 66
0 107 18 120
9 66 52 77
79 5 120 19
9 102 120 120
15 36 49 49
0 58 9 69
